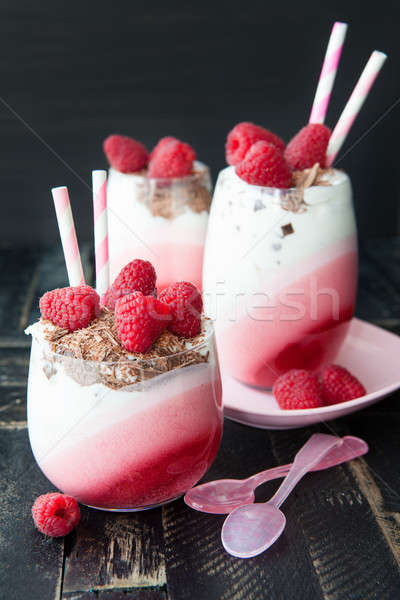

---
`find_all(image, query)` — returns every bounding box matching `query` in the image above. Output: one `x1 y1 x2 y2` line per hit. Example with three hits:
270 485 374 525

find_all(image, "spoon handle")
268 434 342 509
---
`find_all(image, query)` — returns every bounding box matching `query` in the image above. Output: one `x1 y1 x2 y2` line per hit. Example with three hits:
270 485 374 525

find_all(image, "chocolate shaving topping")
137 166 212 219
280 189 305 213
41 310 210 389
281 223 294 236
292 164 334 189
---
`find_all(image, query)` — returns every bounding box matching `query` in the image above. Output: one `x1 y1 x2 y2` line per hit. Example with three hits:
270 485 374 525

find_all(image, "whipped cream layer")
107 161 212 289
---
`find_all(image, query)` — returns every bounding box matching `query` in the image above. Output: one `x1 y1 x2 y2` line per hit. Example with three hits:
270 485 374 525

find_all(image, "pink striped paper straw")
326 50 387 166
92 170 109 296
52 186 85 286
309 22 348 124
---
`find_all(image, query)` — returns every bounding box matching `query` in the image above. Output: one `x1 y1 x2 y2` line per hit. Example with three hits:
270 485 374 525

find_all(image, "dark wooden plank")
0 347 29 425
163 419 324 600
63 588 167 600
62 507 166 594
0 428 64 600
0 246 42 339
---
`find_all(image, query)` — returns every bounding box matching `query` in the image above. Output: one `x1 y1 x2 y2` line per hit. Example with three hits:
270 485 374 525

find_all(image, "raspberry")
225 122 285 166
32 493 80 537
148 139 196 178
320 365 366 406
284 124 331 170
236 141 293 188
102 259 156 310
40 285 100 332
159 282 202 337
149 136 179 161
115 292 171 352
103 134 148 173
273 369 323 410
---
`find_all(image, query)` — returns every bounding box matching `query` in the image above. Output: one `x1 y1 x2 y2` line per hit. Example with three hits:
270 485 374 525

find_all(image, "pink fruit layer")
110 242 204 291
38 380 222 509
217 239 358 388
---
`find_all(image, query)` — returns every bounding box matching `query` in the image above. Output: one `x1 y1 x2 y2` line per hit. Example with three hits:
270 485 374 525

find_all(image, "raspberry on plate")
32 493 80 537
102 259 156 310
40 285 100 332
225 122 285 166
273 369 323 410
115 292 171 353
148 138 196 178
103 134 148 173
159 281 203 337
284 124 331 170
320 365 366 406
235 141 293 188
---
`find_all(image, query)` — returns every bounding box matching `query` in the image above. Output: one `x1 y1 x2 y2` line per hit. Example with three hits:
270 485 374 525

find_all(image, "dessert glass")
107 161 212 290
27 325 222 511
203 166 358 388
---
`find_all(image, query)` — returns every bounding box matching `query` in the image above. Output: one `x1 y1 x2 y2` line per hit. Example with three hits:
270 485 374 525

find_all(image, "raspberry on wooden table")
148 138 196 178
102 259 157 310
320 365 366 406
115 292 171 353
225 122 285 166
235 141 293 188
273 369 323 410
40 285 100 332
159 281 202 337
284 124 331 170
103 134 148 173
32 493 80 537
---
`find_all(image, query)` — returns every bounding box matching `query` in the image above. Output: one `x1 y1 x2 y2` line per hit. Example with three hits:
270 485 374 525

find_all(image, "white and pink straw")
326 50 387 166
51 186 85 286
92 170 109 296
309 22 348 125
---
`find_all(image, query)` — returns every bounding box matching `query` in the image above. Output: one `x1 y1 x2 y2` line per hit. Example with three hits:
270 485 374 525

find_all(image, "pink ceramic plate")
222 319 400 430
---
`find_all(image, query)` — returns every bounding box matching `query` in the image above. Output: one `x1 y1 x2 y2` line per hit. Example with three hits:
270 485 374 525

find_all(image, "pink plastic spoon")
221 433 343 558
184 436 368 514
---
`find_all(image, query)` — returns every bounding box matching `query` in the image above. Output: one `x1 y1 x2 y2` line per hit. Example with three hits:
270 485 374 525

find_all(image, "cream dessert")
26 311 222 510
203 137 357 388
104 135 212 291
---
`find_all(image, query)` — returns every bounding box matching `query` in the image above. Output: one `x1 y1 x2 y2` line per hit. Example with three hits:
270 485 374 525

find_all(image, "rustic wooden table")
1 239 400 600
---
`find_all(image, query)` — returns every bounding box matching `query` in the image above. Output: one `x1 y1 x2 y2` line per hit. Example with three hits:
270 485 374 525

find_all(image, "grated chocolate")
41 309 210 389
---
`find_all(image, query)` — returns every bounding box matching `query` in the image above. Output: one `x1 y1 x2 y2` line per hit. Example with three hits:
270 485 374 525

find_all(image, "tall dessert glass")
107 161 212 290
26 319 222 511
203 166 358 388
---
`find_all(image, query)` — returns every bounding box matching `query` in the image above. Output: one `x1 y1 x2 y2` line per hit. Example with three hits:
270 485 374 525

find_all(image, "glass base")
84 494 182 512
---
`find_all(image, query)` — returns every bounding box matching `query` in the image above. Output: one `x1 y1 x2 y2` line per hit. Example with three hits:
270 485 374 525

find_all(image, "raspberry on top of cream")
224 121 332 189
103 133 199 179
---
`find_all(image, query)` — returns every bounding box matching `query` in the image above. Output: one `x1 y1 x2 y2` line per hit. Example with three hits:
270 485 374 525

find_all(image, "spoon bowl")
221 504 286 558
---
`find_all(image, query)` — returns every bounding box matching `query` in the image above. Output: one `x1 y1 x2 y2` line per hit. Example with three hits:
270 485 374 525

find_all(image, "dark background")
1 0 399 245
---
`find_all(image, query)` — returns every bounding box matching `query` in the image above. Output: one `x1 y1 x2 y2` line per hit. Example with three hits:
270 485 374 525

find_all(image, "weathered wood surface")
1 240 400 600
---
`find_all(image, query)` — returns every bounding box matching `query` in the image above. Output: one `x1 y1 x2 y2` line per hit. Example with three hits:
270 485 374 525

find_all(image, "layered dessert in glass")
104 135 212 290
26 265 222 511
203 122 358 388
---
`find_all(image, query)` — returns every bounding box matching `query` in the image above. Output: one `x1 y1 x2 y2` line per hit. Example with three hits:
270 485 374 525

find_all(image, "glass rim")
109 160 209 184
28 319 215 368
